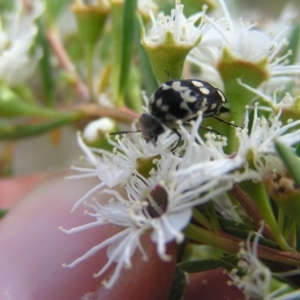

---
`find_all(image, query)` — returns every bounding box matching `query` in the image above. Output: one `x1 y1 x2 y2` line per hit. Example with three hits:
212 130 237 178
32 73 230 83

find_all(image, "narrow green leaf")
275 140 300 188
205 200 221 231
124 67 143 112
295 141 300 157
134 14 158 96
216 215 250 231
45 0 68 25
0 115 79 140
287 23 300 65
192 208 212 230
0 86 64 118
177 255 237 273
168 268 187 300
117 0 138 105
37 18 55 107
239 181 292 251
111 2 123 102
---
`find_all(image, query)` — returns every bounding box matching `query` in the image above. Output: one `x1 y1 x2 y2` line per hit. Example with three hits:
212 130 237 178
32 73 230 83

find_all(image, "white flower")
228 223 300 300
228 224 272 300
236 104 300 178
69 130 178 211
82 117 115 143
0 0 45 85
60 195 149 288
142 0 207 48
62 116 244 288
137 0 158 19
188 0 300 85
238 79 300 113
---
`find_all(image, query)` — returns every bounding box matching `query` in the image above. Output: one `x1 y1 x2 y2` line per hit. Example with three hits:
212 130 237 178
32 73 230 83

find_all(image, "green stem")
229 184 274 240
184 224 300 266
134 14 158 96
239 181 292 251
37 19 54 107
192 208 212 230
278 208 285 235
205 201 221 231
117 0 137 106
111 2 123 103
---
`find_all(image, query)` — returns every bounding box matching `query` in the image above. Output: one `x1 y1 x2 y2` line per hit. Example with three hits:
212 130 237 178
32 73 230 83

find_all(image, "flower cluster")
61 114 244 287
1 1 300 297
61 97 300 288
0 0 44 86
55 0 300 297
228 223 300 300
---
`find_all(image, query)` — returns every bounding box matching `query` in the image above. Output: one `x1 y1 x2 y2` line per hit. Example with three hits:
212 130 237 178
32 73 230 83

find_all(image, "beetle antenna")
213 115 242 129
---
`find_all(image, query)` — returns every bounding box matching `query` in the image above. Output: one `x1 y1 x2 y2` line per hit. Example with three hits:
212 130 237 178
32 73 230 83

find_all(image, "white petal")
150 208 192 243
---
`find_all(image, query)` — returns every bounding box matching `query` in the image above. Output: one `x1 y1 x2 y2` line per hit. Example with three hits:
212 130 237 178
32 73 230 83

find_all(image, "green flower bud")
72 1 110 51
82 117 117 150
141 2 204 83
218 47 269 125
264 172 300 227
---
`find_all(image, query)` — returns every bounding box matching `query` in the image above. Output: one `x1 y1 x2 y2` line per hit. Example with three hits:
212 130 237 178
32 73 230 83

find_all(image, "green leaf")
0 115 78 140
205 200 220 231
275 140 300 188
0 86 65 118
168 268 187 300
134 14 158 96
111 2 123 103
177 255 237 273
239 181 292 251
37 18 55 107
124 66 143 113
45 0 68 25
287 23 300 65
117 0 138 105
295 141 300 157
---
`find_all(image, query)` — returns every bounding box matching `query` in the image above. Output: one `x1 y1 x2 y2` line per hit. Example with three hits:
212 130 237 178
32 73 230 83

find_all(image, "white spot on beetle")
180 101 189 110
210 103 217 110
217 90 226 102
162 84 171 90
155 98 163 107
191 80 204 87
182 90 197 103
161 105 170 112
199 87 210 95
172 81 188 92
165 113 176 120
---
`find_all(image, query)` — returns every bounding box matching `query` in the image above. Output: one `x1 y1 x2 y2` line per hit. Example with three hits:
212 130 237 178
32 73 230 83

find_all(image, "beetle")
139 79 229 150
111 79 233 151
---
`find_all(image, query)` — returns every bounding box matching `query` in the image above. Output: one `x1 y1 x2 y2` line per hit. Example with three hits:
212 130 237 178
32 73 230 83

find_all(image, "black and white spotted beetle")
111 79 232 151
